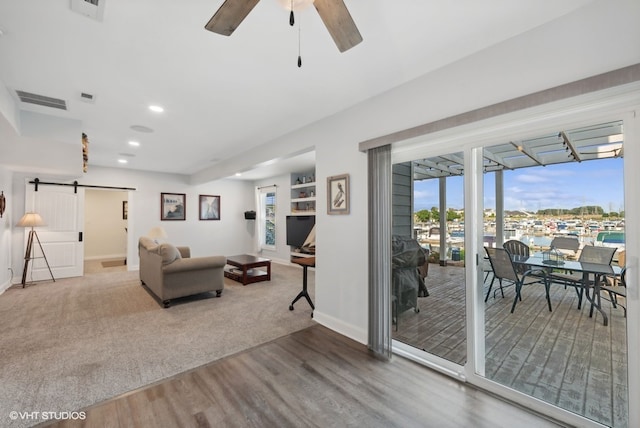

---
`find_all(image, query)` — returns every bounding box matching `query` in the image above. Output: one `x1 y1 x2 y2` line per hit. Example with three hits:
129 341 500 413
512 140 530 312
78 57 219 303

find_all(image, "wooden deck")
393 263 628 427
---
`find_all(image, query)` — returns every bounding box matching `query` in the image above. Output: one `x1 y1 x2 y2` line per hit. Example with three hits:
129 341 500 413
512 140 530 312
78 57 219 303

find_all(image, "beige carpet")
0 263 315 427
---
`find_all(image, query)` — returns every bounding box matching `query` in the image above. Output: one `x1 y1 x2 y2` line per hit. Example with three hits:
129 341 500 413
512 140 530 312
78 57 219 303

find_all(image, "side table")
289 256 315 317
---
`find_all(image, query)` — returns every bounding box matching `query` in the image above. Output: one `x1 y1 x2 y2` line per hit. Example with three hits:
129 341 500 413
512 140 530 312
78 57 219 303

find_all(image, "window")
258 187 276 249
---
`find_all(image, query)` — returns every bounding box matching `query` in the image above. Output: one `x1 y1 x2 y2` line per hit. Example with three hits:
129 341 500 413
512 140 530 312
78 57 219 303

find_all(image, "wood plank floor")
393 263 628 428
47 325 563 428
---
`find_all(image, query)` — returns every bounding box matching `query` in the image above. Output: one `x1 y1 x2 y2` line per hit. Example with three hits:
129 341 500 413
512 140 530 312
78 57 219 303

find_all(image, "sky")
413 157 624 214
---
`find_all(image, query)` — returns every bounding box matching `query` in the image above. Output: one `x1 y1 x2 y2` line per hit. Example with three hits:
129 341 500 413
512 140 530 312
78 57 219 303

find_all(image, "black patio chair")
484 247 551 313
548 245 617 309
600 268 627 317
549 235 580 259
484 240 528 302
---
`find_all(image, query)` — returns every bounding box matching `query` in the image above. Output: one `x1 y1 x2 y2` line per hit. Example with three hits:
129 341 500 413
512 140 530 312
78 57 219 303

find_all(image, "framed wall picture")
199 195 220 220
161 193 186 220
0 190 5 218
327 174 349 215
122 201 128 220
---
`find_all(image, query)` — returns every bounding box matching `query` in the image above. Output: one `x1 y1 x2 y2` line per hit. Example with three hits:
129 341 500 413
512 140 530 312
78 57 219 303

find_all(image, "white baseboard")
84 254 127 261
313 310 367 345
0 279 11 295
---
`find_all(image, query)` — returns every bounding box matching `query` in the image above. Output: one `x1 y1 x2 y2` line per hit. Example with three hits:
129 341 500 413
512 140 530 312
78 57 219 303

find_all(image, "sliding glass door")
388 117 632 427
481 121 628 427
391 152 467 367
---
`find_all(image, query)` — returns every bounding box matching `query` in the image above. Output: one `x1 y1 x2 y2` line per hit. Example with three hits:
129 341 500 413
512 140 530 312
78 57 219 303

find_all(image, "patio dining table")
511 254 622 326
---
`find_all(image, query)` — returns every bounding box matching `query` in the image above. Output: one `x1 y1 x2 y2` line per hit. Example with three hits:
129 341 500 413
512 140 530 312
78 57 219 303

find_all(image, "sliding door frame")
385 84 640 428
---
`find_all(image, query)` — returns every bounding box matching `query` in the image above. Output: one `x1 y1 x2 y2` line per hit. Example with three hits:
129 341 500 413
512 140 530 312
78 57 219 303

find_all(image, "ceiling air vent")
80 92 95 103
16 90 67 110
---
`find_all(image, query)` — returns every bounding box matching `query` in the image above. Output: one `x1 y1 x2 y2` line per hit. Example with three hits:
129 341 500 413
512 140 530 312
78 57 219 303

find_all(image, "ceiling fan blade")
313 0 363 52
205 0 261 36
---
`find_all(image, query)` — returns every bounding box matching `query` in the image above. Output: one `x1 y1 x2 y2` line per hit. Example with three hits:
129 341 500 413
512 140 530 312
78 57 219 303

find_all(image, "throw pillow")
158 243 182 265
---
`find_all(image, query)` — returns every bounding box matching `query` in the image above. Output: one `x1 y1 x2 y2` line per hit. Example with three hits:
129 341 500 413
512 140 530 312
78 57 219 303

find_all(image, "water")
519 234 595 248
519 235 552 248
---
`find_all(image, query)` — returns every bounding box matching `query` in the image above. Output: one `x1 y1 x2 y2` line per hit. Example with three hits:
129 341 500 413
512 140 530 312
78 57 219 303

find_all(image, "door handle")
79 232 83 242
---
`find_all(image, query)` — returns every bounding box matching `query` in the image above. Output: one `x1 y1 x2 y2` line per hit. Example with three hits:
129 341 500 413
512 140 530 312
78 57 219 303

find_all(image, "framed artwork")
122 201 128 220
199 195 220 220
327 173 350 215
161 193 186 221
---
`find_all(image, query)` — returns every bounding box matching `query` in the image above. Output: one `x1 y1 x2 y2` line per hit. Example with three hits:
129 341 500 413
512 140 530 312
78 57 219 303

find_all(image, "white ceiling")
0 0 596 180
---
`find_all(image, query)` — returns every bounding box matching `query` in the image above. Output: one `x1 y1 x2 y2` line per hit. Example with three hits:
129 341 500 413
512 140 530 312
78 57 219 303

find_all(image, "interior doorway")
84 189 128 274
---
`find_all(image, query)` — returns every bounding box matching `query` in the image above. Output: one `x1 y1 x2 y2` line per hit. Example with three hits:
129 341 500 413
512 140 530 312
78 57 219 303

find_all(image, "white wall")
0 166 12 293
10 166 255 276
84 189 128 260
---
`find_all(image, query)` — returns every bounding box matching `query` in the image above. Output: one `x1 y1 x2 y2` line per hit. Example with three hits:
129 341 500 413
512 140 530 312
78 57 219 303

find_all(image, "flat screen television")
286 215 315 248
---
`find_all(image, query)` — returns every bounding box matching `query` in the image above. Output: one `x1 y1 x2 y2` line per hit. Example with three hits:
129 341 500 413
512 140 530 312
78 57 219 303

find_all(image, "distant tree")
415 209 431 223
446 209 461 221
430 207 439 219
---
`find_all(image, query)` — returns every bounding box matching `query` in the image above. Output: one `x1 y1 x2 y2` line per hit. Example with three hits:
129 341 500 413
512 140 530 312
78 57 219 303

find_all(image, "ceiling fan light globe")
277 0 315 12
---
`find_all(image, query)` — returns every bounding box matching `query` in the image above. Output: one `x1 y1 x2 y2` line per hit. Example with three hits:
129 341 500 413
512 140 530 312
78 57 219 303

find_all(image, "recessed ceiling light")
118 159 128 164
149 105 164 113
128 141 140 147
235 173 242 177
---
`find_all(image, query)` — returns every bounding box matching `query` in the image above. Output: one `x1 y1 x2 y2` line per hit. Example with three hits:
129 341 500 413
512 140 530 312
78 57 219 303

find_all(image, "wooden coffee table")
224 254 271 285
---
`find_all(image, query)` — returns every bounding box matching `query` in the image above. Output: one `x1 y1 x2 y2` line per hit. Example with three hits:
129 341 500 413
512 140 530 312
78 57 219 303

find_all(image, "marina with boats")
415 217 625 262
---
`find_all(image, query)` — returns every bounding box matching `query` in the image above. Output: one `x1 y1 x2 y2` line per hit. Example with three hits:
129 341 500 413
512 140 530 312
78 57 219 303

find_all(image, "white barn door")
24 183 84 280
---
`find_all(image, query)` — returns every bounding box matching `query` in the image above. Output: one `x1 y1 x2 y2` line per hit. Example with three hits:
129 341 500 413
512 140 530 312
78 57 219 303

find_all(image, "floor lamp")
17 212 55 288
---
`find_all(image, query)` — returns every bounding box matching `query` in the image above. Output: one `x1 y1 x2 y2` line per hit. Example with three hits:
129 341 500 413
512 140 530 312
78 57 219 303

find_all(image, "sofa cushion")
159 243 182 265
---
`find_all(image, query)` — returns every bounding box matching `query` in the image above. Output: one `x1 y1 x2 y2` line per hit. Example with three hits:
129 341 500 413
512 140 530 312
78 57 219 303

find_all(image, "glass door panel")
392 152 466 365
481 121 628 427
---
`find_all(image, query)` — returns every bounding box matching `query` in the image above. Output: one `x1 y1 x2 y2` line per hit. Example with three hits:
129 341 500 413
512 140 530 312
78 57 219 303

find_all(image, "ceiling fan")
204 0 363 53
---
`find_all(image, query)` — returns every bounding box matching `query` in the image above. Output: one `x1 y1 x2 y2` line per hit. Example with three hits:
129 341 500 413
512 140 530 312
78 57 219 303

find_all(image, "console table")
224 254 271 285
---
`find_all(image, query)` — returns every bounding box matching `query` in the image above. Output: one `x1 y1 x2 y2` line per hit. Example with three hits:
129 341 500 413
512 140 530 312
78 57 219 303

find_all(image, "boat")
532 220 545 234
504 228 522 240
419 227 464 249
594 231 625 250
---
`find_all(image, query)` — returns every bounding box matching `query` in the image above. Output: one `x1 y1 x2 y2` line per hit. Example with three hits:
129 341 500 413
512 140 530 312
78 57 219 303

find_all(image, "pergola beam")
509 141 544 166
560 131 582 162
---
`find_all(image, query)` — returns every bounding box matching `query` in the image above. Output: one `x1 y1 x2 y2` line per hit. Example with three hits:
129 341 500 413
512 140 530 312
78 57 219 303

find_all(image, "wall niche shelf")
290 171 316 215
289 170 316 261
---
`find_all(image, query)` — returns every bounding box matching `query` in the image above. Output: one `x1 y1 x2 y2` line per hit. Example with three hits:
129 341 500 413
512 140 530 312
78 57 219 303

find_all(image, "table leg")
289 265 314 315
588 274 608 326
583 273 608 326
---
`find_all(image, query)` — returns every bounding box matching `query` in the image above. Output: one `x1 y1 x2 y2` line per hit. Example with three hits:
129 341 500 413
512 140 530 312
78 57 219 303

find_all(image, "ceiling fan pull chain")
297 22 302 67
290 0 295 26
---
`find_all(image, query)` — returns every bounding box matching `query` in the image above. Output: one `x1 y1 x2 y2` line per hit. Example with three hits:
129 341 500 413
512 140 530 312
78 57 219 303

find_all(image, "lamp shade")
16 212 46 228
147 226 168 240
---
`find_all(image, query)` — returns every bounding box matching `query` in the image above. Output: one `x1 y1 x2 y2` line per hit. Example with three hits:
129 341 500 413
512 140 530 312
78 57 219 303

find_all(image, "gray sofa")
138 237 226 308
